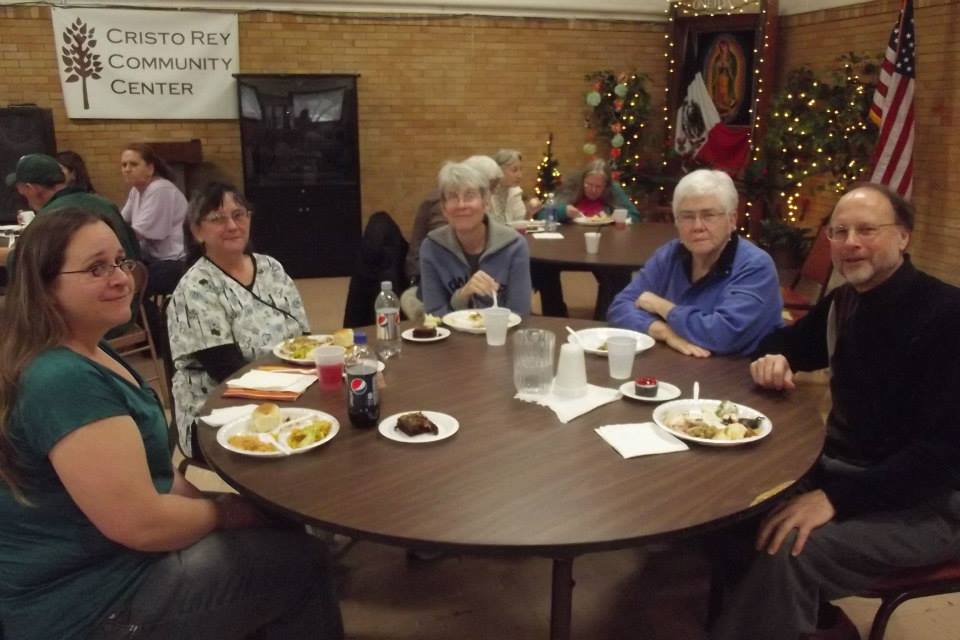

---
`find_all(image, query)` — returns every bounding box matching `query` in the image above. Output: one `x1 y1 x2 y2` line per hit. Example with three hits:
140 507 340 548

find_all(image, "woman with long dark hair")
0 209 342 640
119 143 188 296
55 150 96 193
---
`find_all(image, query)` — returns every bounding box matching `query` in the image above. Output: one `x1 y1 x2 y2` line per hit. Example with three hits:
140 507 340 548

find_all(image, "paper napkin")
531 232 564 240
199 404 259 427
595 422 689 459
515 383 621 423
223 370 317 400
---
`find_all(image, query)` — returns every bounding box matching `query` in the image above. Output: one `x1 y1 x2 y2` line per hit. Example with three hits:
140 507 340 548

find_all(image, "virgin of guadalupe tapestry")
703 33 748 124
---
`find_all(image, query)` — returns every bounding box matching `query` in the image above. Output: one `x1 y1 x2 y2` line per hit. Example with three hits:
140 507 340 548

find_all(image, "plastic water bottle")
374 281 402 360
544 196 559 232
346 331 372 366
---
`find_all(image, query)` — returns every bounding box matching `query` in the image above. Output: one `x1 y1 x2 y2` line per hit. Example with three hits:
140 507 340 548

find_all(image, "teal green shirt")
537 180 642 223
0 345 173 640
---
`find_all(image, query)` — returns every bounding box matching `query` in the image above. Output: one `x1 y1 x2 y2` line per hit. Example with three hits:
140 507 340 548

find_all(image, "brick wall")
778 0 960 284
0 7 666 237
4 3 956 282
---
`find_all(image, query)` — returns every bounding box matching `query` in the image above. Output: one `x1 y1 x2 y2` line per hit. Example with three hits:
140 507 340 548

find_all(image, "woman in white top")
490 149 528 224
120 143 188 296
167 182 310 459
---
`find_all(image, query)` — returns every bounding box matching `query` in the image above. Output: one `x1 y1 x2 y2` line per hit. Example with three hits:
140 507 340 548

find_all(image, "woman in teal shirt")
537 158 641 223
0 210 342 640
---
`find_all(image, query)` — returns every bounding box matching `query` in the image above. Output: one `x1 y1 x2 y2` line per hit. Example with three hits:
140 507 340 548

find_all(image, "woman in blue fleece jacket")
607 169 782 357
419 161 532 316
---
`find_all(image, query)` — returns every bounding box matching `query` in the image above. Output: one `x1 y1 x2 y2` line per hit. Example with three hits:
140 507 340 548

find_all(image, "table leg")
593 270 632 321
550 557 575 640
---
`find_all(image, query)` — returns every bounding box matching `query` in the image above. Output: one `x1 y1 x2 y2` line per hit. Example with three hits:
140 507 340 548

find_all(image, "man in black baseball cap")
6 153 66 207
6 153 138 262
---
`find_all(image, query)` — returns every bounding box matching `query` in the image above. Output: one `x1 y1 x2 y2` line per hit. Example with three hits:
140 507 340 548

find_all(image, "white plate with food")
378 411 459 444
573 214 614 226
568 327 655 356
217 406 340 457
619 380 681 403
652 399 772 447
401 326 452 342
508 219 546 232
442 310 522 334
272 334 333 365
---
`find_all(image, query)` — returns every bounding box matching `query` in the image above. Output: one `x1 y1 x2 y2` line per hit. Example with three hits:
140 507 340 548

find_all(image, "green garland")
583 70 652 203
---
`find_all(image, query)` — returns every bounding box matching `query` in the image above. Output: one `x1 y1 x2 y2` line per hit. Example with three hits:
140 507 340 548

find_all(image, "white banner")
51 8 239 119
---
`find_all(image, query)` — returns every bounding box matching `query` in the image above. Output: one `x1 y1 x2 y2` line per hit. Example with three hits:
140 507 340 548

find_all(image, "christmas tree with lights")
534 133 561 199
748 52 878 224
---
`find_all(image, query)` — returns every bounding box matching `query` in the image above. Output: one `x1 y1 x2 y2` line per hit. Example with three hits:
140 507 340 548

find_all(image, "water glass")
482 307 511 346
512 329 555 395
314 345 346 390
606 335 636 379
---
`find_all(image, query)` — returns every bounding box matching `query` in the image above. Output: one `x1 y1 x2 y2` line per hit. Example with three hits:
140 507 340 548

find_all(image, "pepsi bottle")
346 361 380 428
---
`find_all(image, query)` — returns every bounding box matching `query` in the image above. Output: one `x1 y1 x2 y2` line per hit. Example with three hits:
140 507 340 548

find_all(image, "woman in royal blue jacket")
607 169 783 357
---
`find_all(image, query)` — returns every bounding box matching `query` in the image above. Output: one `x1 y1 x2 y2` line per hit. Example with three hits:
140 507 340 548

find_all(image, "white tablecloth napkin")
595 422 689 458
515 384 621 423
199 404 259 427
531 232 564 240
226 370 317 392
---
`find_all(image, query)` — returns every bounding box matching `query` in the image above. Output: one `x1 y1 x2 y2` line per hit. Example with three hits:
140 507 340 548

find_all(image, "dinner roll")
332 328 354 348
252 402 282 432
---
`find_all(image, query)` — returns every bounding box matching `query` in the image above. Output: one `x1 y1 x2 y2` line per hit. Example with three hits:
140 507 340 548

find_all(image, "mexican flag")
674 73 750 172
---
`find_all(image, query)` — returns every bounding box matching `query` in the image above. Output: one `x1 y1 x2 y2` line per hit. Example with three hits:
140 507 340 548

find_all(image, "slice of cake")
412 314 440 338
396 412 439 437
634 376 659 398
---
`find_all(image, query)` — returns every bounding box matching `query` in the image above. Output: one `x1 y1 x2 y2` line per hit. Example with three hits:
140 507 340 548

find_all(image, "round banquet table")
526 222 677 319
198 316 825 640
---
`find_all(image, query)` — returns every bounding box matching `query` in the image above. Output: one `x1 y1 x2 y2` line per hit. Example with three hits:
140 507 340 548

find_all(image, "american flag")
869 0 916 199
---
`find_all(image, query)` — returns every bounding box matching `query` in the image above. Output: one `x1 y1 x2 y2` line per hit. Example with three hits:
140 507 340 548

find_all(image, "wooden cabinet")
236 74 361 278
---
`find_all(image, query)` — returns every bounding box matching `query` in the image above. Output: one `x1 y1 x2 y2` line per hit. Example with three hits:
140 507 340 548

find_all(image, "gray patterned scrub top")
167 254 310 456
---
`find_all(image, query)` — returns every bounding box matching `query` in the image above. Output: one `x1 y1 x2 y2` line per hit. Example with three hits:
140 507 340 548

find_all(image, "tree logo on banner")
60 18 103 110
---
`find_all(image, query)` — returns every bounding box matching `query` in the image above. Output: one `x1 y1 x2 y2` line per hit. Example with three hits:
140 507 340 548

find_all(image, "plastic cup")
584 232 601 254
612 208 628 229
314 345 346 390
553 343 588 398
606 335 636 380
482 307 511 346
16 210 35 226
513 328 555 395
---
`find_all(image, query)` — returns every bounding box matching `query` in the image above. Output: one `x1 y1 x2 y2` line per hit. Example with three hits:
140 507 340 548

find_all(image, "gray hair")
583 158 610 180
492 149 522 167
437 161 490 199
462 155 503 184
672 169 738 215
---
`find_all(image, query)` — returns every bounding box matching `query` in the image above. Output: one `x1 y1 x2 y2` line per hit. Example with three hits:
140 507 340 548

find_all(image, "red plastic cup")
314 346 346 390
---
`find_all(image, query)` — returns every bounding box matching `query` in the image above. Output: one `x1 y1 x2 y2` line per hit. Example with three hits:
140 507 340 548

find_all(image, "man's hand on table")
635 291 676 319
756 490 835 556
751 354 796 390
